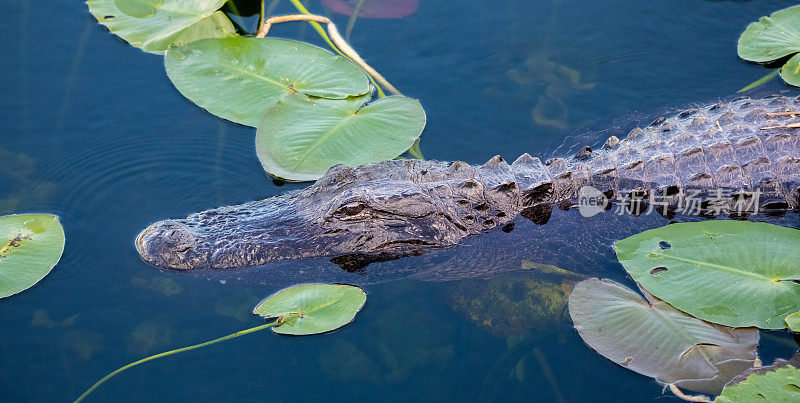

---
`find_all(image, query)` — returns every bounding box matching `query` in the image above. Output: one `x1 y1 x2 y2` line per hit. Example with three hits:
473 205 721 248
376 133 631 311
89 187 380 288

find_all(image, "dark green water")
1 0 798 401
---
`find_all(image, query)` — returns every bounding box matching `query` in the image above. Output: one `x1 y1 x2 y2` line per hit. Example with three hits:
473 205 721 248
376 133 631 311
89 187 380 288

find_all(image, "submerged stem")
345 0 366 41
738 69 779 93
74 321 280 403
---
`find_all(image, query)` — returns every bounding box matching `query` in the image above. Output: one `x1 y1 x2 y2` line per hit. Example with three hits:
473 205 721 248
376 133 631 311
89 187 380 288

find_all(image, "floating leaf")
77 283 366 402
253 283 367 335
256 92 426 181
0 214 65 299
87 0 236 54
786 312 800 332
614 221 800 329
568 278 759 395
716 366 800 402
165 37 371 127
737 5 800 87
781 54 800 87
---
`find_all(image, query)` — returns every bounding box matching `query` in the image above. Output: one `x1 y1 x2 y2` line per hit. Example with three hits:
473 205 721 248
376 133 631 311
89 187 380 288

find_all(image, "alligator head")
135 160 497 270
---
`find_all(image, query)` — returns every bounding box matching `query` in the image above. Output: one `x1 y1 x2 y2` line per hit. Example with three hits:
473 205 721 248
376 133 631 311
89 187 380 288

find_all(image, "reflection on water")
1 0 799 401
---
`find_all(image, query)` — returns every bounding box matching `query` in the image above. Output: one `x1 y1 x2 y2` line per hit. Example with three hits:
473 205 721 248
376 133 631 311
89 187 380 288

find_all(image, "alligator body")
136 96 800 275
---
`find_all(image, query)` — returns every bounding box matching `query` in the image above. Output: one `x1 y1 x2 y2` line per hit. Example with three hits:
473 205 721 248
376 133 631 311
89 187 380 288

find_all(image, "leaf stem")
74 320 280 403
258 0 265 32
269 2 393 97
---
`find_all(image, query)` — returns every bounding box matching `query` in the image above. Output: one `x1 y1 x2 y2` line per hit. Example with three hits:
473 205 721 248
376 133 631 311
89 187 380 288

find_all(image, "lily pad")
568 278 759 395
716 366 800 402
87 0 236 54
614 221 800 329
786 312 800 332
0 214 65 299
256 92 426 181
165 37 371 127
738 5 800 87
253 283 366 335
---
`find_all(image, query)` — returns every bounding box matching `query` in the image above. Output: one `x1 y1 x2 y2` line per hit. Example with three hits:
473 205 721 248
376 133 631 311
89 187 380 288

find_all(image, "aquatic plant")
613 220 800 329
568 278 759 396
445 270 576 338
86 0 236 53
716 365 800 402
786 312 800 332
86 0 426 181
75 283 366 402
0 214 65 299
256 91 425 180
570 220 800 401
738 5 800 90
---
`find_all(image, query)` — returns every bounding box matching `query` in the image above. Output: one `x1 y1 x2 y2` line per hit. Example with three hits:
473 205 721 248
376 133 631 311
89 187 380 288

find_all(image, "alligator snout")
135 220 210 270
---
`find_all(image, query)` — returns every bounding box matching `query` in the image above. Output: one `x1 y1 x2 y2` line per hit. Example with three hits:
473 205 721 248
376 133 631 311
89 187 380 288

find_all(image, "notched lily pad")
87 0 236 54
0 214 65 299
256 92 426 181
568 278 759 395
253 283 366 335
716 365 800 402
614 221 800 329
738 5 800 87
165 37 371 127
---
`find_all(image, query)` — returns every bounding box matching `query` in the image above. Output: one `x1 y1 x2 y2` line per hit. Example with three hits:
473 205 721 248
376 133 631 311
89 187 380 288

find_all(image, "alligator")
135 95 800 277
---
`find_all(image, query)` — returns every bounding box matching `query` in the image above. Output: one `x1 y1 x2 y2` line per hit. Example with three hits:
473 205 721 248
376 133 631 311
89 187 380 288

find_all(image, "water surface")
1 0 798 401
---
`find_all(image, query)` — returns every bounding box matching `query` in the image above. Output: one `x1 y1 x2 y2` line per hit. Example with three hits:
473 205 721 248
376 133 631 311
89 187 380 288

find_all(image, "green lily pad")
614 221 800 329
256 92 426 181
165 37 371 127
781 54 800 86
253 283 366 335
716 366 800 402
568 278 759 395
0 214 65 299
87 0 236 54
786 312 800 332
738 5 800 87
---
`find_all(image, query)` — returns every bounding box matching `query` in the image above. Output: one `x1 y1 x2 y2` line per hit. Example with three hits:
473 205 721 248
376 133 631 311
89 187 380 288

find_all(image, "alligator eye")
343 202 365 216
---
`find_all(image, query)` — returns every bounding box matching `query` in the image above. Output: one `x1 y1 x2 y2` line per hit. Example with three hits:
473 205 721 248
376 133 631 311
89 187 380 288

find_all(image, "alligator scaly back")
136 96 800 271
